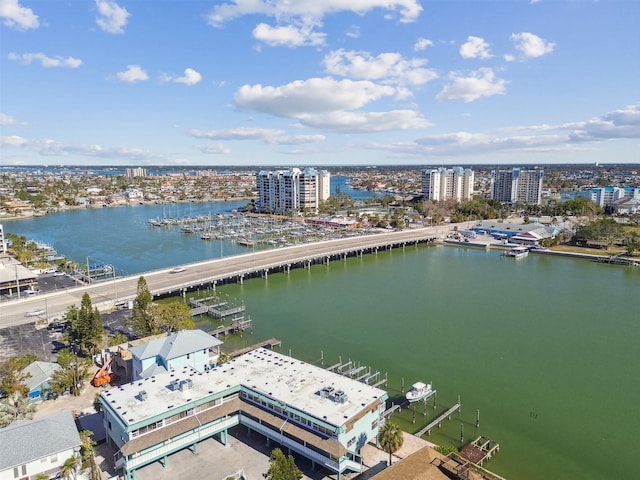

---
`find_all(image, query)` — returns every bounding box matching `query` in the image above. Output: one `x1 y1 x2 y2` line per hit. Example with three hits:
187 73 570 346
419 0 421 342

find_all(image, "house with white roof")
0 411 81 480
101 347 388 480
129 329 223 380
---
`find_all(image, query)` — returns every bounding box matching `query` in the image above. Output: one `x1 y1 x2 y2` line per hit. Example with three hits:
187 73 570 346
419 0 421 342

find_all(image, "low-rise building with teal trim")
101 348 388 480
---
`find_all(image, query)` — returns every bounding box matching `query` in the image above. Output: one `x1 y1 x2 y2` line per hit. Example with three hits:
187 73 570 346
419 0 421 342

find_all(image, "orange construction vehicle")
92 356 115 387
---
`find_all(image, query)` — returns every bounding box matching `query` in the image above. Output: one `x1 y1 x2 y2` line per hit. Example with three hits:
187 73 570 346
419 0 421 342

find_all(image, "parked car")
169 266 186 273
47 321 68 332
25 309 46 317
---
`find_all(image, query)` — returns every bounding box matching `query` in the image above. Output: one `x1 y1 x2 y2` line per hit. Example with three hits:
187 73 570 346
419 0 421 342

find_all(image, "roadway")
0 225 451 328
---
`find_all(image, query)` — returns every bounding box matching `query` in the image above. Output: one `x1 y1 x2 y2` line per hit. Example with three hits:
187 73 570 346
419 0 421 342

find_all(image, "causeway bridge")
0 227 443 328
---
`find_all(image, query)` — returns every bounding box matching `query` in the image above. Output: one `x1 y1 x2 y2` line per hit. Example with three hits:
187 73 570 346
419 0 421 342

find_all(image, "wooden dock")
208 318 252 337
415 402 461 437
229 338 282 358
190 296 246 319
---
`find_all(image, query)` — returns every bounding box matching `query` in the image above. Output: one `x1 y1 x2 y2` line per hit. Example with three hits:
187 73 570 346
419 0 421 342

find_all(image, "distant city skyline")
1 0 639 166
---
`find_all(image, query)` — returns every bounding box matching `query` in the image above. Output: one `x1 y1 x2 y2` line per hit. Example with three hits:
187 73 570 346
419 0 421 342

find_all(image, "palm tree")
378 421 404 466
60 455 79 480
0 392 36 427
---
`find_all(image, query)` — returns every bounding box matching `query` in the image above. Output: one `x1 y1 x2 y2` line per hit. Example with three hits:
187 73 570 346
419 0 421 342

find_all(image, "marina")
3 202 640 480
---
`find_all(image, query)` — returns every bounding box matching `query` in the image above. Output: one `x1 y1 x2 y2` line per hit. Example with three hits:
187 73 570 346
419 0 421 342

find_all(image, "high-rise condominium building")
490 168 544 205
421 167 474 202
125 167 146 178
256 168 330 214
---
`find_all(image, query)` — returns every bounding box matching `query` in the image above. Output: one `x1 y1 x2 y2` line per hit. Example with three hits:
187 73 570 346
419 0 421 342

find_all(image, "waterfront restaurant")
101 348 389 480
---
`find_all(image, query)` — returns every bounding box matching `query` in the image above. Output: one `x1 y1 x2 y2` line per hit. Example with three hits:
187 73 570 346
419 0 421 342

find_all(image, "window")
50 454 58 463
13 464 26 478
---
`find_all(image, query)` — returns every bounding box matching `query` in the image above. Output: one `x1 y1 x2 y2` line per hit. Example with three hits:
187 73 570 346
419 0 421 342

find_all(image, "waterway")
3 194 639 480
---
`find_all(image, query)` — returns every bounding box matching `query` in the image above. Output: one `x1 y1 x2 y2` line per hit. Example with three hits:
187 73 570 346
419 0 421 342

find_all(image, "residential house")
21 361 61 403
129 329 223 380
0 411 81 480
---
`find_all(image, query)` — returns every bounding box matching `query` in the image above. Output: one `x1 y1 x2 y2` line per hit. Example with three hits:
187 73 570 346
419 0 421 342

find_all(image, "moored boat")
406 382 435 403
503 246 529 258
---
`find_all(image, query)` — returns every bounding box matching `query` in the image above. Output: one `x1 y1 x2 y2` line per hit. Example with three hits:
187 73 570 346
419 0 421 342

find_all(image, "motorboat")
406 382 435 403
503 246 529 258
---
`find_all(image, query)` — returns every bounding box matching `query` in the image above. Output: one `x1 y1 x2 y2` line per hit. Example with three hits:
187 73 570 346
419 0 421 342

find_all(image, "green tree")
152 302 195 333
50 350 92 397
263 448 303 480
69 294 104 355
625 231 640 256
0 353 38 396
378 421 404 466
0 392 37 427
130 276 156 337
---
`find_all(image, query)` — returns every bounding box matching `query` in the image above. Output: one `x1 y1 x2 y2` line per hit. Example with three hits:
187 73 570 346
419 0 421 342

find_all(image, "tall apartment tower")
125 167 146 178
490 168 544 205
0 224 6 254
421 167 474 202
256 168 330 214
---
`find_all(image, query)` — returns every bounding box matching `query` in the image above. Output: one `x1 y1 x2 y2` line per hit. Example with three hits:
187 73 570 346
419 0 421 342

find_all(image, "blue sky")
1 0 639 167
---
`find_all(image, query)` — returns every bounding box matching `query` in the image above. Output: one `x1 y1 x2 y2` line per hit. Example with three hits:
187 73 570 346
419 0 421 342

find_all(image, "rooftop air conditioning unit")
169 380 180 391
334 390 348 403
139 390 148 401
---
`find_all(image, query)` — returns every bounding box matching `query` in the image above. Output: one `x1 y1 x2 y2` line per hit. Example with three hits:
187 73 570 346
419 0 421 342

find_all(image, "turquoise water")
5 202 639 479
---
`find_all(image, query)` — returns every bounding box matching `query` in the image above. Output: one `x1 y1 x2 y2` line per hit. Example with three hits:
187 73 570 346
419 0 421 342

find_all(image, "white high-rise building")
256 168 330 214
0 223 6 254
125 167 146 178
421 167 474 202
490 168 544 205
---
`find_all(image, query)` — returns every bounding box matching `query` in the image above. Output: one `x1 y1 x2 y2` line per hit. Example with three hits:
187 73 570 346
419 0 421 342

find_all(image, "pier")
228 338 282 358
208 318 253 337
415 402 461 437
190 296 246 320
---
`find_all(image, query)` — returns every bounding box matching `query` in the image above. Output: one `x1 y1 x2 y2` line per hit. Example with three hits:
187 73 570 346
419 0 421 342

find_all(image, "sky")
1 0 639 167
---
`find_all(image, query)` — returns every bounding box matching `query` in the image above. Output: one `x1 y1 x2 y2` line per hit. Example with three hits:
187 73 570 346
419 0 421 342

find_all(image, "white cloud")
323 49 438 86
0 0 39 30
189 127 285 141
297 109 431 133
414 37 433 51
95 0 130 34
269 134 326 145
189 127 325 145
345 25 360 39
8 52 82 68
115 65 148 83
0 135 27 146
253 23 325 47
510 32 555 58
460 36 492 59
194 143 231 154
0 113 17 125
161 68 203 85
570 104 640 141
1 135 166 161
436 68 507 102
207 0 423 27
234 77 397 117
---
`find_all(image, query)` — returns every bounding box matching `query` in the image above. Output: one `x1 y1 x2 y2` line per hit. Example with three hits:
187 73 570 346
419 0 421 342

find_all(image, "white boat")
406 382 434 403
503 246 529 258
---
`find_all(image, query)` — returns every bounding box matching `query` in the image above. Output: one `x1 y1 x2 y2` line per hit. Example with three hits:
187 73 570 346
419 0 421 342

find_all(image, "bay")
3 194 639 479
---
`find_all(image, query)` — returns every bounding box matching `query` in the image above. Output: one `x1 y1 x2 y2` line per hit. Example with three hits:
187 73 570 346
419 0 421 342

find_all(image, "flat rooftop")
102 348 387 429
